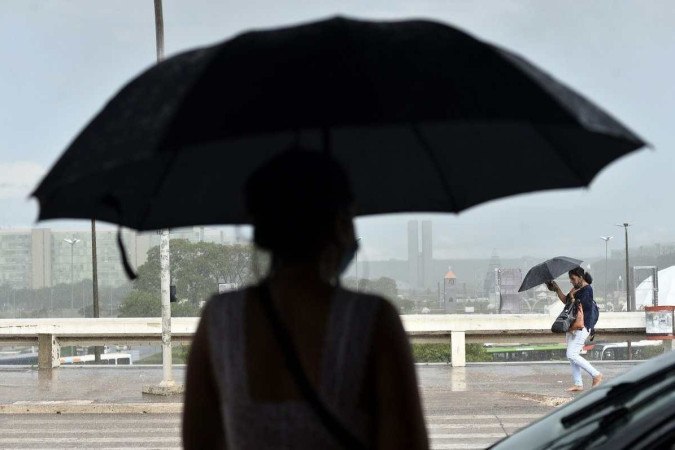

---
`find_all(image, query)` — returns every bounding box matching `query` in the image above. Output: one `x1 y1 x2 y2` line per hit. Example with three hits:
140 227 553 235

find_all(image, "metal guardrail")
0 312 647 368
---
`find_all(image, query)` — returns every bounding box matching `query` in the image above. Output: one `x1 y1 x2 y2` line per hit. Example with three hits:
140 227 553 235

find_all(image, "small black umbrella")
518 256 583 292
33 16 646 230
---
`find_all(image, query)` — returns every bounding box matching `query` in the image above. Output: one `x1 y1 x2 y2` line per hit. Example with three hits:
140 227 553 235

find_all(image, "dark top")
574 285 594 330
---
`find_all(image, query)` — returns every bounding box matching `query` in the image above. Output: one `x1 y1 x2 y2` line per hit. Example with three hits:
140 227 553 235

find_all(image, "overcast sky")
1 1 673 261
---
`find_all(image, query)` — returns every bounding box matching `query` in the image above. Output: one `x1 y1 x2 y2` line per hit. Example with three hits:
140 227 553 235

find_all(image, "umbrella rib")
410 123 458 212
532 124 587 185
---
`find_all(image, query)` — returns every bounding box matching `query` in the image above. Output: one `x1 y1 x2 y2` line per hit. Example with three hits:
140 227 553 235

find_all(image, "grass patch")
137 345 191 364
135 343 492 365
412 343 491 363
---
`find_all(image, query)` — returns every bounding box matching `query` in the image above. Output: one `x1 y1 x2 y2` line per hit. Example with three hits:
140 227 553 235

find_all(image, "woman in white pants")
548 267 602 392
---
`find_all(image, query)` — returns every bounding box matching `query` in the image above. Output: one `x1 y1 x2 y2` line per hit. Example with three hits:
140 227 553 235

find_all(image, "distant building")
407 221 419 287
421 221 433 287
0 230 32 288
170 226 240 245
483 250 501 297
443 267 459 312
0 226 243 290
407 220 434 289
498 268 524 313
0 228 151 289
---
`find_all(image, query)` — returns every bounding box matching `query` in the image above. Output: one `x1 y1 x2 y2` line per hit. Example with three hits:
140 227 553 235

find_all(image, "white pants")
566 328 600 386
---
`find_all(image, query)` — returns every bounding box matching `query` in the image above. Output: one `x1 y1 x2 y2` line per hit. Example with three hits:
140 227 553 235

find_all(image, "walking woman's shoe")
566 385 584 392
592 374 603 387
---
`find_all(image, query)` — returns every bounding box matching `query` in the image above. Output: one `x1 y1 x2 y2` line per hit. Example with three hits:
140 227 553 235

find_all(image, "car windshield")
550 378 675 449
491 365 675 450
561 364 675 429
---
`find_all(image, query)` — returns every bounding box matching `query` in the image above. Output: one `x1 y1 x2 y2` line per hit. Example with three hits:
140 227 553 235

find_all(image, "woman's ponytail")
584 272 593 285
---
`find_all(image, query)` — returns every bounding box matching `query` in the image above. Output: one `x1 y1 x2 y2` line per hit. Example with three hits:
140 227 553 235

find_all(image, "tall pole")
91 220 100 318
600 236 613 302
142 0 181 395
625 225 630 311
91 219 101 362
64 238 81 310
617 223 631 311
154 0 164 61
355 237 361 291
154 0 176 391
160 229 173 386
70 244 74 309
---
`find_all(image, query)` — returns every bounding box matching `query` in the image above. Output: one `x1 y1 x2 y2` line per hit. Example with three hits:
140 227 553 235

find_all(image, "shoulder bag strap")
256 282 368 450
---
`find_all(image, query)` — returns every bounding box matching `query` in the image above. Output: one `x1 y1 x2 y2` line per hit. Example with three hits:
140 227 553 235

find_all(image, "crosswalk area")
0 412 543 449
0 415 182 449
426 414 543 449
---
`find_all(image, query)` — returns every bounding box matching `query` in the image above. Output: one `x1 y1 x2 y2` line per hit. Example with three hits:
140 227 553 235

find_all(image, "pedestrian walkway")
0 412 545 449
0 414 181 449
0 362 637 406
427 413 543 449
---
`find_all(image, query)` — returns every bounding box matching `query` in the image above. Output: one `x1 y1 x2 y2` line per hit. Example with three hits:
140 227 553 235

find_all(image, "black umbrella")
33 16 646 230
518 256 583 292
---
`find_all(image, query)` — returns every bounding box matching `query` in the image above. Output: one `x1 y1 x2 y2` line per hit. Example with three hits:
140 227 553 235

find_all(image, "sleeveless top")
205 286 382 449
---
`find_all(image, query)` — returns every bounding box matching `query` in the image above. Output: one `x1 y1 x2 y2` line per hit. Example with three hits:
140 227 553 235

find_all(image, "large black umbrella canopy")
518 256 583 292
33 16 646 230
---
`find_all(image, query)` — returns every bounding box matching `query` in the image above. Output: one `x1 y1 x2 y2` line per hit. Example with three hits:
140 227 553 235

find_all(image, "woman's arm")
547 281 567 304
372 300 429 450
183 307 226 449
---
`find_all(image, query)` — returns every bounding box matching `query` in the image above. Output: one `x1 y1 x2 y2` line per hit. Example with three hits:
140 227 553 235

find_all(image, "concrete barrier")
0 312 647 368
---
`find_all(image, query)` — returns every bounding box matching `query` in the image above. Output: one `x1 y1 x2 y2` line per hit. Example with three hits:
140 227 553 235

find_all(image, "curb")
0 402 183 414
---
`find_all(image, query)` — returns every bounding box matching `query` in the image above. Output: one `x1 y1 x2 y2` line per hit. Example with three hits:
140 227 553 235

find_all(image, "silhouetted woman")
548 267 602 392
183 151 428 449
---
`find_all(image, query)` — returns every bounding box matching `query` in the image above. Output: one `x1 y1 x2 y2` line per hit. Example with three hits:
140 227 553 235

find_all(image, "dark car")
490 349 675 450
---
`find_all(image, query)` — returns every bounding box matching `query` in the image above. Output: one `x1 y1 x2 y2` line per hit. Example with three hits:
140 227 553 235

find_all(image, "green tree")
393 297 416 314
118 291 160 317
118 290 200 317
132 240 255 305
342 276 416 312
343 276 398 301
172 301 201 317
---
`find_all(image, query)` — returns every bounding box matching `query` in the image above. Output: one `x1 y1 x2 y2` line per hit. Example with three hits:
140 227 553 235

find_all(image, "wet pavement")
0 361 639 410
0 366 187 405
416 361 638 415
0 362 642 449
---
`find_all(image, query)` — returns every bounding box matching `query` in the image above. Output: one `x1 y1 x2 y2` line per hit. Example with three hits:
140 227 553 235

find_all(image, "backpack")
589 299 600 341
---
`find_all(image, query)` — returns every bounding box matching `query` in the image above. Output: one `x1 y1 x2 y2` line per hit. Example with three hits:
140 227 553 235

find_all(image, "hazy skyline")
2 1 674 261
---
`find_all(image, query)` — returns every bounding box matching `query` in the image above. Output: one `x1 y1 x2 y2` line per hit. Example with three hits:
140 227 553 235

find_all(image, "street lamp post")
355 237 361 291
616 223 631 311
91 220 99 318
91 219 101 362
64 237 81 309
600 236 613 302
142 0 181 395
